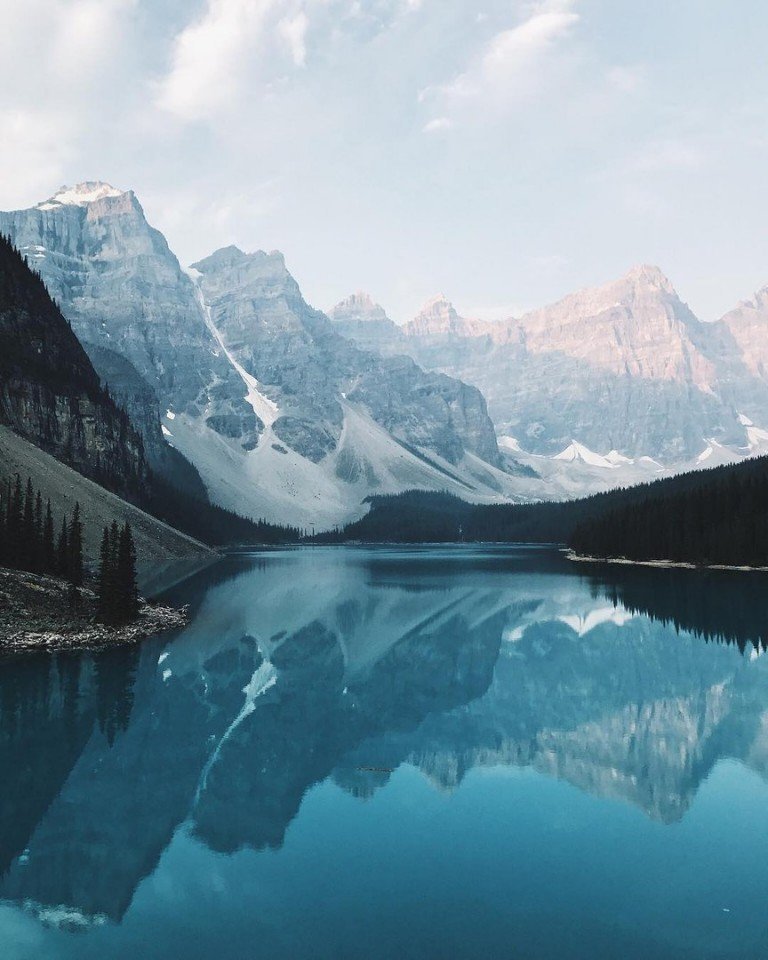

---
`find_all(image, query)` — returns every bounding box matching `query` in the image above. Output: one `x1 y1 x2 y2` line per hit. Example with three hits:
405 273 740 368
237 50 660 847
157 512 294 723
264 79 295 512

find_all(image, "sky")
1 0 767 322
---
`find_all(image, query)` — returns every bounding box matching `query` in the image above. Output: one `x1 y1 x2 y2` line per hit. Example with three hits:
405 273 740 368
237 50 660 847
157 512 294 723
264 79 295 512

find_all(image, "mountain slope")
0 426 212 585
0 235 145 497
165 245 514 527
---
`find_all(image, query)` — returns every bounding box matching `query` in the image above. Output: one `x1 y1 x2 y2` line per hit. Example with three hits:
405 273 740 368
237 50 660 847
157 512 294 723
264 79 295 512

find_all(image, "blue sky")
2 0 767 321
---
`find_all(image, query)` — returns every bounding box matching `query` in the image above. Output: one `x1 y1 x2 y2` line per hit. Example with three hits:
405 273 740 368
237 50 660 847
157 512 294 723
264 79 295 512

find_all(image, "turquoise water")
2 546 768 959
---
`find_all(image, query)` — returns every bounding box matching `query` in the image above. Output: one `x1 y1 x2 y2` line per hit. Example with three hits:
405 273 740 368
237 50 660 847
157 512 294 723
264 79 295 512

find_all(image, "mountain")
1 186 520 529
331 269 768 473
329 292 406 354
0 235 145 497
0 182 254 495
175 245 519 527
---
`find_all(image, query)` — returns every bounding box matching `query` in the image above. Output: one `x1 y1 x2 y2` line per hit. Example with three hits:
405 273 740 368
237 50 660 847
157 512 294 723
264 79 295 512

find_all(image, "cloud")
0 0 139 208
156 0 279 121
0 109 74 208
156 0 425 121
279 12 309 66
423 0 580 118
423 116 453 133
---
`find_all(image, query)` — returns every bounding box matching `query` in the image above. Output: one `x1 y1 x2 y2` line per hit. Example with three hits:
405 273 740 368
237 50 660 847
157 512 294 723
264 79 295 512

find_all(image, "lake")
2 545 768 959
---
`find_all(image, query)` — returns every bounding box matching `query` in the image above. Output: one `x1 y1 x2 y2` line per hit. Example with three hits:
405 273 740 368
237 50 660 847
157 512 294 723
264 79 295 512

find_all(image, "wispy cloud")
155 0 280 121
421 0 580 126
423 116 453 133
156 0 425 121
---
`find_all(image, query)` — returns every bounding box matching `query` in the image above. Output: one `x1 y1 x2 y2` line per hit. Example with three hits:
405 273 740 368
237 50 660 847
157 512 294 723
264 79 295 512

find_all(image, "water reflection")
1 546 768 928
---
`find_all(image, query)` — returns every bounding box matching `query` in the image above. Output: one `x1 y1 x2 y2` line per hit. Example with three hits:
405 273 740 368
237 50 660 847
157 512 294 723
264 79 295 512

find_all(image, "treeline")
146 476 302 546
314 489 621 545
0 474 83 586
317 455 768 567
0 472 141 623
569 456 768 566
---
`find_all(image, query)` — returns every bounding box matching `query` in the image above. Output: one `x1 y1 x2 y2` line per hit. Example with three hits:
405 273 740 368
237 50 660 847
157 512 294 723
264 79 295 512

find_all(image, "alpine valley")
4 181 768 528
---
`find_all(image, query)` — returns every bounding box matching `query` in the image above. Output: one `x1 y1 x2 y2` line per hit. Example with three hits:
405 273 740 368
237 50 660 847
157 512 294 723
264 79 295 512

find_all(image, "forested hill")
569 454 768 566
318 456 768 566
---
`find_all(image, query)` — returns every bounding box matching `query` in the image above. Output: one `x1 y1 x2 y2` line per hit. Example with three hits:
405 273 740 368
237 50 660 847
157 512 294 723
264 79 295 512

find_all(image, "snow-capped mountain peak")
553 441 618 469
37 182 125 210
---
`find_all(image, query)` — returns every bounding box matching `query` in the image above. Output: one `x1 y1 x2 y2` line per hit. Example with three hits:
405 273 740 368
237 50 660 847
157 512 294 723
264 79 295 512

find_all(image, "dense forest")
569 455 768 566
319 455 768 567
0 474 84 586
0 472 142 623
144 477 302 547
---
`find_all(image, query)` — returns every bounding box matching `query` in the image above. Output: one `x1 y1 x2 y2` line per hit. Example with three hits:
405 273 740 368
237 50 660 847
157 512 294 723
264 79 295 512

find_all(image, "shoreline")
565 550 768 573
0 567 188 655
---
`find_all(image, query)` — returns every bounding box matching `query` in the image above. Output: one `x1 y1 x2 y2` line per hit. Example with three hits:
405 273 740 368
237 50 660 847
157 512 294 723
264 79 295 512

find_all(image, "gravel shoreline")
0 567 188 654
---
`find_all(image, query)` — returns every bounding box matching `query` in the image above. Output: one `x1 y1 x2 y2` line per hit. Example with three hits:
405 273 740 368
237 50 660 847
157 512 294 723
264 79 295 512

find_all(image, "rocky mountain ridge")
0 184 512 528
332 266 768 466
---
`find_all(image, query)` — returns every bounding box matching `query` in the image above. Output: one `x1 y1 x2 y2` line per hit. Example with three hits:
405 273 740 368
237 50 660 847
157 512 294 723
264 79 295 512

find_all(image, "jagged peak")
330 291 390 323
339 291 377 308
623 263 677 293
420 293 456 311
36 181 126 210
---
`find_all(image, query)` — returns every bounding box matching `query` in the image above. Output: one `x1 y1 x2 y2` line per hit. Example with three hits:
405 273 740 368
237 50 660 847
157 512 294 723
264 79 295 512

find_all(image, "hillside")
0 426 213 588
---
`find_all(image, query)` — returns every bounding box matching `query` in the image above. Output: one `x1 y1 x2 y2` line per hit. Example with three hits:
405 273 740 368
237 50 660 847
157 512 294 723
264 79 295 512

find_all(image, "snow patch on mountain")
37 182 124 209
167 398 528 529
606 450 634 465
553 441 618 469
187 269 279 431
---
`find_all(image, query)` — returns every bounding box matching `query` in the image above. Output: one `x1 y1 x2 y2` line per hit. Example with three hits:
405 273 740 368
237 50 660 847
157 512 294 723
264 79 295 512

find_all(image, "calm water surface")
2 546 768 959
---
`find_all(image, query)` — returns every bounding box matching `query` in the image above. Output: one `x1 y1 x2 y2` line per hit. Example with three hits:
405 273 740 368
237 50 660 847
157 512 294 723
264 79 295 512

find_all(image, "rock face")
332 268 768 464
192 247 501 468
166 245 511 526
0 185 510 527
0 237 146 498
329 292 407 354
0 184 256 492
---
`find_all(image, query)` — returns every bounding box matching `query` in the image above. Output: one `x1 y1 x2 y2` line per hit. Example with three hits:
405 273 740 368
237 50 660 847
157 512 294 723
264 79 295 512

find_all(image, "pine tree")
33 491 43 572
21 478 34 570
116 522 139 622
68 502 83 587
6 474 22 568
56 517 69 579
97 525 115 621
42 501 55 573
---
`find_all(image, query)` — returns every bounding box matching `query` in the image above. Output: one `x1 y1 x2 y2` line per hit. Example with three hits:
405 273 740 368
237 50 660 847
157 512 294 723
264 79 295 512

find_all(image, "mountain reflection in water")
1 546 768 957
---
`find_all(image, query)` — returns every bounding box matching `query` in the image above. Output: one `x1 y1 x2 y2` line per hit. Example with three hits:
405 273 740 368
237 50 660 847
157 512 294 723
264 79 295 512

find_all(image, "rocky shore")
0 567 187 654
